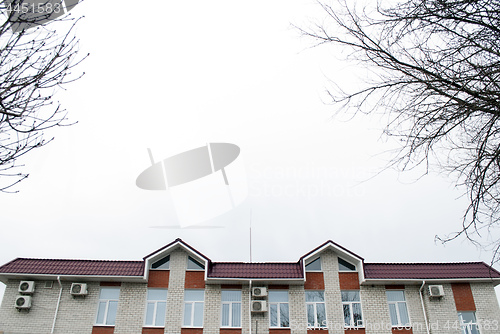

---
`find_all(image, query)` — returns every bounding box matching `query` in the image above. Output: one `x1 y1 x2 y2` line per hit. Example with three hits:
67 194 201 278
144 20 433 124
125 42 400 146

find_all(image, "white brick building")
0 238 499 334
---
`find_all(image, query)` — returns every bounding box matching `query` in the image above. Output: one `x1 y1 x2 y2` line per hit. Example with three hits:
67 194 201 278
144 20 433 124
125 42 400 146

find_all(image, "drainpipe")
249 279 252 334
51 276 63 334
419 280 430 334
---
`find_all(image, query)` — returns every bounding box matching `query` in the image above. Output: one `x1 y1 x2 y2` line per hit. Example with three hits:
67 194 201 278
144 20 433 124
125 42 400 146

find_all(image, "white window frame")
386 290 411 327
269 290 290 328
306 291 327 328
221 290 242 328
144 288 168 327
187 256 205 271
341 290 364 328
305 257 322 272
183 289 205 327
338 258 356 272
458 311 481 334
95 287 120 326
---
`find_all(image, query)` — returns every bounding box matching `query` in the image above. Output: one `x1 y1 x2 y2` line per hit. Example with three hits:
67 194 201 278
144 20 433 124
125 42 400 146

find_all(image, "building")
0 238 499 334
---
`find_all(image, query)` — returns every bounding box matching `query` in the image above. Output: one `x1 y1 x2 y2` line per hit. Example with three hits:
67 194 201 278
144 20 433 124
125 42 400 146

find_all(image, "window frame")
269 290 290 328
305 257 322 272
305 290 327 328
386 290 411 327
150 255 170 270
220 290 242 328
144 288 168 328
338 258 356 272
187 256 205 271
95 287 120 326
458 311 480 334
341 290 364 328
183 289 205 328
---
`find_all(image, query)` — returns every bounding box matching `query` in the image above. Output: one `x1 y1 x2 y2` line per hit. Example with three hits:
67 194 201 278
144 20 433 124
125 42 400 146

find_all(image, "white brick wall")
114 282 147 334
164 248 187 334
360 285 392 334
471 282 500 334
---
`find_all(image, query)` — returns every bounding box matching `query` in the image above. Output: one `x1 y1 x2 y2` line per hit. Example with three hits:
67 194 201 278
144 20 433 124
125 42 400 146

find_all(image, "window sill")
93 325 115 327
143 326 165 328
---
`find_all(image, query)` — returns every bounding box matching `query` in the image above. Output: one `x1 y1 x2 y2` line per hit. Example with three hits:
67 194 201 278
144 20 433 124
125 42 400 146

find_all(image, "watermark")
289 319 499 331
1 0 80 32
136 143 247 228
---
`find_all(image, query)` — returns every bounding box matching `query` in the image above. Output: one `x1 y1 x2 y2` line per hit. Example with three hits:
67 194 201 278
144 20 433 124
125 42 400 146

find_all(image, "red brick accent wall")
92 326 115 334
268 285 289 290
220 329 242 334
221 285 242 289
142 328 164 334
339 273 360 290
185 271 205 289
182 329 203 334
100 282 121 286
452 283 476 311
392 328 413 334
270 329 291 334
148 270 169 288
304 272 325 290
307 329 326 334
345 329 365 334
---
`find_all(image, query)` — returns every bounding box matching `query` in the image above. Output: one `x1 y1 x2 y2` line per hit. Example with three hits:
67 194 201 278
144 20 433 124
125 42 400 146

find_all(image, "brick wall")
451 283 476 311
338 273 359 290
148 271 169 288
185 271 205 289
114 282 147 334
304 273 324 290
322 250 343 334
164 248 187 334
470 282 500 334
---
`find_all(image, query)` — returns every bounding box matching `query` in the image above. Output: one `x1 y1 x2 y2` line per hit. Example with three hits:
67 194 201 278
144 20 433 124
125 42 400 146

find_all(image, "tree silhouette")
298 0 500 258
0 0 86 192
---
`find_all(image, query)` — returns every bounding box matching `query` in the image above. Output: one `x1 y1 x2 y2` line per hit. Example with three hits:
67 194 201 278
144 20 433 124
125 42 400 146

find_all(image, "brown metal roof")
208 262 303 279
364 262 500 280
0 258 144 277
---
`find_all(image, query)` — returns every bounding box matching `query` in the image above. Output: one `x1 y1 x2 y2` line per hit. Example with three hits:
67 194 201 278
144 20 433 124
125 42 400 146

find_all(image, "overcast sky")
1 0 499 303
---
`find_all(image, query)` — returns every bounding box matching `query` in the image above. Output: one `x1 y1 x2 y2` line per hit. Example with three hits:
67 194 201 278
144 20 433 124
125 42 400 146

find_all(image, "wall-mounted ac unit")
18 281 35 294
70 283 88 296
251 300 267 312
429 285 445 297
15 295 32 309
252 287 268 297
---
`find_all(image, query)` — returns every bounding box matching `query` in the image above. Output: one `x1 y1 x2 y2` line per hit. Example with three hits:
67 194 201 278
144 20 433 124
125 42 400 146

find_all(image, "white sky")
1 0 500 303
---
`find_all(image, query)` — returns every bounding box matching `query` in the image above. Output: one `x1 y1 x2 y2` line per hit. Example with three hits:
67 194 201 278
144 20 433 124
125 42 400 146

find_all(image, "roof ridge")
365 261 486 265
14 258 143 263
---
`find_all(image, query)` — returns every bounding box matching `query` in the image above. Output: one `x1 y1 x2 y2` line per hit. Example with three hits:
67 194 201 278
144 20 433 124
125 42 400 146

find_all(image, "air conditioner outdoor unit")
429 285 445 297
18 281 35 294
252 287 268 297
15 295 32 309
70 283 88 296
251 300 267 312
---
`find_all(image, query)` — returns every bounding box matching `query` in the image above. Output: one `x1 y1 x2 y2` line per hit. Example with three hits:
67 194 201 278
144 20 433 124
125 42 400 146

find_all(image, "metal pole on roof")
249 209 253 263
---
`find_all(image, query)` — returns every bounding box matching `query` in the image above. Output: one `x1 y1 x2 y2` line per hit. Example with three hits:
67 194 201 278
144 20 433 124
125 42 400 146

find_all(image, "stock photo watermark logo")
136 143 247 228
2 0 80 32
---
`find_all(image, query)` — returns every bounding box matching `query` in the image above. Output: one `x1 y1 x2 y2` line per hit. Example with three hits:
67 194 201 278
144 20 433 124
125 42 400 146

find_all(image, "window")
386 290 410 327
338 258 356 271
305 257 321 271
221 290 241 327
187 256 205 270
458 312 480 334
342 291 363 327
306 291 327 328
269 290 289 328
144 289 167 327
95 287 120 326
183 290 204 327
151 256 170 270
